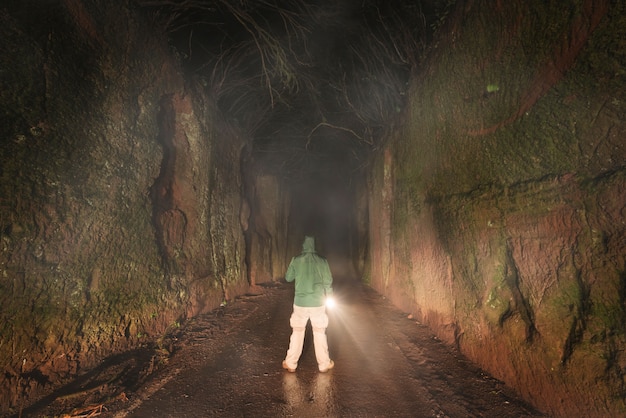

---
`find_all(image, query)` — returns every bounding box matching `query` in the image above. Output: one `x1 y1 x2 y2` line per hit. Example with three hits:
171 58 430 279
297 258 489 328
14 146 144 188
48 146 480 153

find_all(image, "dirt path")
23 280 546 418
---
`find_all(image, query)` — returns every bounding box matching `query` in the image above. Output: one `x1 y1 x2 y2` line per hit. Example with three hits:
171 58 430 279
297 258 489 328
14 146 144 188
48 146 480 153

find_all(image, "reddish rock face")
365 1 626 416
0 1 247 412
1 0 625 417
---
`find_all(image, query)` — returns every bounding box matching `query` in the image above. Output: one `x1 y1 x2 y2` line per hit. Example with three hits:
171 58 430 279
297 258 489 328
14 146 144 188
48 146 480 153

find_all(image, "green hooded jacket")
285 236 333 307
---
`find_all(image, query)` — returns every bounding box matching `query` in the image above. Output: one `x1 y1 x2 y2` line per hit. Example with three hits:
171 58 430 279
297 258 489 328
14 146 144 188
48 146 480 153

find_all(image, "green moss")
397 0 609 197
484 261 511 325
362 258 372 285
589 285 626 337
538 275 581 320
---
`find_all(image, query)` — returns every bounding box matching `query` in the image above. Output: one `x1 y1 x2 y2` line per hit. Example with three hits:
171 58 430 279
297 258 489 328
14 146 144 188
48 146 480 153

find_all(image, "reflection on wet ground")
32 280 546 417
282 370 335 417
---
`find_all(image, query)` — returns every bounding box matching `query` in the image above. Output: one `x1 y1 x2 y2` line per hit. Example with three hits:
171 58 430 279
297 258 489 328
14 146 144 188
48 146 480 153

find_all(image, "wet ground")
18 280 546 417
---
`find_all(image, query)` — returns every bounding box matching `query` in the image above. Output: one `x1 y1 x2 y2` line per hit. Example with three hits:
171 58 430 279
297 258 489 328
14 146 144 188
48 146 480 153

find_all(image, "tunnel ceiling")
137 0 450 184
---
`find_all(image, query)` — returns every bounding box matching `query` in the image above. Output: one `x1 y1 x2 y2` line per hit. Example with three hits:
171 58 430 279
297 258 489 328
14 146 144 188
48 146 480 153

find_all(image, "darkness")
139 0 444 176
2 1 625 416
135 0 449 259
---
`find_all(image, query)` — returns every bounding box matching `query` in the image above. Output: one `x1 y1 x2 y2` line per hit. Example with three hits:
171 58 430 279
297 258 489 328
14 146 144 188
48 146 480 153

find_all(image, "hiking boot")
282 360 296 373
319 360 334 373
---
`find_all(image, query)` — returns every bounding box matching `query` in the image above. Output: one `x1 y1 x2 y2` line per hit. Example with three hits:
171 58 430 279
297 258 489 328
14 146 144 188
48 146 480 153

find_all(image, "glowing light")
325 296 336 309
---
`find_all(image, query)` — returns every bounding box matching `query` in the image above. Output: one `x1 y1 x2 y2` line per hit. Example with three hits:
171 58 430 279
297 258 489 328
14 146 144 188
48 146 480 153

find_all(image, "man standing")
282 236 334 373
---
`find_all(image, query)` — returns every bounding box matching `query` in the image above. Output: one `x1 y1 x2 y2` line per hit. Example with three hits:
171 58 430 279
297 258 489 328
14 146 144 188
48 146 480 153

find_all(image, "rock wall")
0 0 248 412
242 162 292 285
367 0 626 416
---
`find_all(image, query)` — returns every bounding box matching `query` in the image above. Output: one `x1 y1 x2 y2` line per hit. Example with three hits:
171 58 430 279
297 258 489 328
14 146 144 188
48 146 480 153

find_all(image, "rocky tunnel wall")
366 1 626 416
0 0 252 411
241 159 292 286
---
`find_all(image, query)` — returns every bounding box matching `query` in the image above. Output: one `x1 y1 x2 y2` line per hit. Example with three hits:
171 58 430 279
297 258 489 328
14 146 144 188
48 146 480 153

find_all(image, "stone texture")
243 170 291 285
365 1 626 416
0 0 248 411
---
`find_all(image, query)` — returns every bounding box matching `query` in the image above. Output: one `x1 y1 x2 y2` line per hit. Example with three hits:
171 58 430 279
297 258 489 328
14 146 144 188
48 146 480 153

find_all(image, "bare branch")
307 122 365 147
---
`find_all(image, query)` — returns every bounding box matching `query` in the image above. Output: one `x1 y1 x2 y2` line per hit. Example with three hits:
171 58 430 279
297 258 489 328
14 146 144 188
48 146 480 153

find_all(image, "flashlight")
325 296 336 309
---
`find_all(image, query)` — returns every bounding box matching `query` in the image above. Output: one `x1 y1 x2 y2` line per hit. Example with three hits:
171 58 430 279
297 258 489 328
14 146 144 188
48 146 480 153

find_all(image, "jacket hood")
302 236 316 253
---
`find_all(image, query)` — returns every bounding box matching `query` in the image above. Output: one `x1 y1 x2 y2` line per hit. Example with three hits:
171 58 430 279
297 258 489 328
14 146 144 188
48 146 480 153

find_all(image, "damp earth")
18 280 545 418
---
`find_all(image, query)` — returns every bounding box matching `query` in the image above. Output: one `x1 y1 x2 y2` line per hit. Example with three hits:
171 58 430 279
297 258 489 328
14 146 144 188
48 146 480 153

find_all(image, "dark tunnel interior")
2 0 626 416
141 0 441 255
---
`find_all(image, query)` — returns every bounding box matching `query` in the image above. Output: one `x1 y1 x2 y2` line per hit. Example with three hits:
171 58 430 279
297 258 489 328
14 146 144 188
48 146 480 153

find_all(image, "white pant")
284 305 331 371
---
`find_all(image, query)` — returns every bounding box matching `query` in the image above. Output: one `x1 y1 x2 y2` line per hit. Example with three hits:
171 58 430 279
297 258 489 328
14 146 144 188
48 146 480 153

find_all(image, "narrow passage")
93 279 543 418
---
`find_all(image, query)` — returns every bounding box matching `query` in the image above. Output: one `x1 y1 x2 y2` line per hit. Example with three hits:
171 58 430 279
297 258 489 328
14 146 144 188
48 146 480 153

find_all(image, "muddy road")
22 280 545 417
